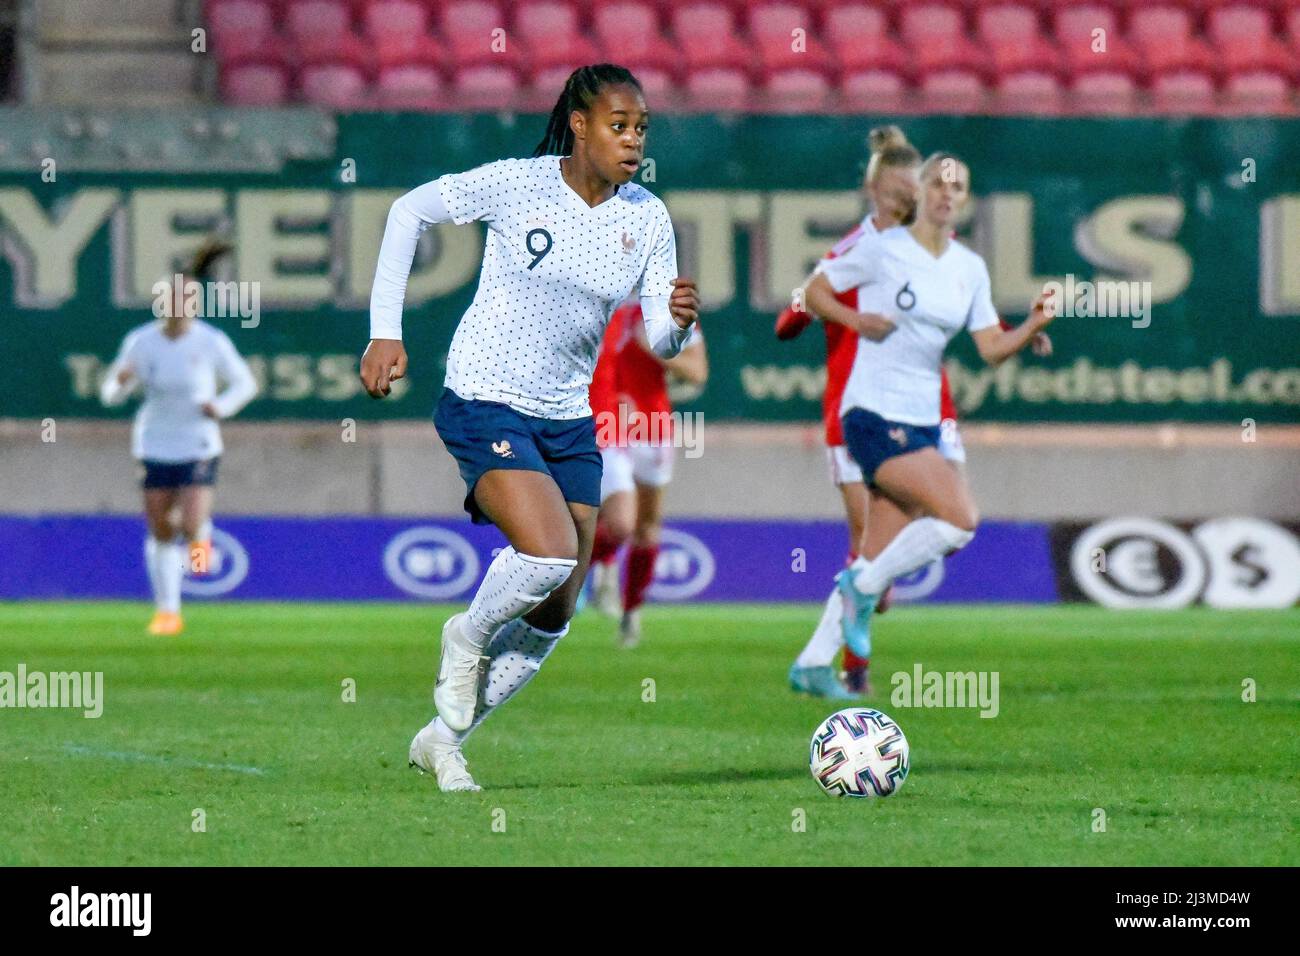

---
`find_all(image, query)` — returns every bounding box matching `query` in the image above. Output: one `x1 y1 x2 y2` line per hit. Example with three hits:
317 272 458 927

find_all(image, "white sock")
153 539 184 613
463 547 576 650
853 518 974 595
432 617 568 745
144 537 164 610
794 587 844 669
193 518 212 542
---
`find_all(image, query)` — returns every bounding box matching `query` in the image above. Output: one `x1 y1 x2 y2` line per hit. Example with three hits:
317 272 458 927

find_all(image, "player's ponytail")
865 125 922 185
533 64 643 157
186 238 233 282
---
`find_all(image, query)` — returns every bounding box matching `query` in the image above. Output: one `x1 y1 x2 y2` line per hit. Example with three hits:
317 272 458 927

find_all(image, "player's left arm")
639 209 698 358
662 332 708 386
969 264 1055 366
204 332 259 419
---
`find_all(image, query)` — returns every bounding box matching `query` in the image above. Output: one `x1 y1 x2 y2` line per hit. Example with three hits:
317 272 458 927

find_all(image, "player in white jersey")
805 152 1056 654
360 65 699 792
99 242 258 636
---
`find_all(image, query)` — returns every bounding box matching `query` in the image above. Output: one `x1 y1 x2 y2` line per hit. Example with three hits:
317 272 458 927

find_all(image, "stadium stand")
185 0 1300 115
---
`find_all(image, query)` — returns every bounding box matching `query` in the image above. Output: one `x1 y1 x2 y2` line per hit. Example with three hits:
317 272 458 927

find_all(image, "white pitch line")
62 743 266 776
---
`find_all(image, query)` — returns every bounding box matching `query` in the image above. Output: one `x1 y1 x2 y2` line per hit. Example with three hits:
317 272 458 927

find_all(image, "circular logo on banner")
383 527 480 600
890 557 945 602
1069 518 1207 609
1192 517 1300 609
182 527 249 597
646 528 716 601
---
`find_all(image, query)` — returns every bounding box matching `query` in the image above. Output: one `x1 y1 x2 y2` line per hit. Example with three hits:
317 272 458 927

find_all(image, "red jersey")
590 303 675 448
775 223 958 444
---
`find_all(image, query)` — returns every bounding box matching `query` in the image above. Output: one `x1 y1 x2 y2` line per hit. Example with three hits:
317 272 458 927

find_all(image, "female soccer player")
804 153 1055 655
588 302 708 647
99 242 258 636
361 65 699 792
778 126 924 698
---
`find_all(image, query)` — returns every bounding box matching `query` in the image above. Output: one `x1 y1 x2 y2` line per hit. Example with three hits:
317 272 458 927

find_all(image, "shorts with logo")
141 457 220 489
599 444 676 501
434 388 602 524
840 407 941 486
828 416 964 486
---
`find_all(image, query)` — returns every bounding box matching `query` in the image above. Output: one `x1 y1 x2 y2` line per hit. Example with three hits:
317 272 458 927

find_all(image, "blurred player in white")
805 153 1056 654
361 65 699 792
588 302 708 647
99 242 258 636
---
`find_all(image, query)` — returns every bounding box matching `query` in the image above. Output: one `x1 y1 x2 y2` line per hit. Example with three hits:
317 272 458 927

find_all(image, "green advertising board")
3 113 1299 423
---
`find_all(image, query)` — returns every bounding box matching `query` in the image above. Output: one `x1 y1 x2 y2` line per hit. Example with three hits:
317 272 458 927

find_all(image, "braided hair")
533 64 643 158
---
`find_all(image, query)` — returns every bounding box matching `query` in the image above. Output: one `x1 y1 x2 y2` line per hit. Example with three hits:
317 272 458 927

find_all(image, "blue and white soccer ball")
809 708 910 798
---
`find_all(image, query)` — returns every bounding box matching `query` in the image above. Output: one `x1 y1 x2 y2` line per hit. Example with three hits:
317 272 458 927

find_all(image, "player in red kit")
589 301 708 646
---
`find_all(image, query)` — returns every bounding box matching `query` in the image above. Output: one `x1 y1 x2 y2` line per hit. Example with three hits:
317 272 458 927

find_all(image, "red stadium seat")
1070 71 1138 115
1055 6 1142 84
1207 5 1274 46
364 0 445 69
285 0 372 70
1150 70 1217 115
451 64 522 110
748 4 833 76
1222 71 1293 115
823 3 888 44
1128 6 1218 79
671 4 752 75
299 62 370 109
995 71 1066 115
220 61 290 105
918 69 986 113
823 6 908 79
975 3 1042 47
684 67 752 111
900 4 988 80
592 3 679 77
441 2 520 72
515 2 599 72
629 66 675 104
374 64 447 110
207 0 276 61
763 69 833 111
839 68 907 113
1288 7 1300 56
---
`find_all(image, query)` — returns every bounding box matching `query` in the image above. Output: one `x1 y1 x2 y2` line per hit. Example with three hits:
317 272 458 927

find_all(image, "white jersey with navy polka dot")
819 225 1000 426
373 155 680 420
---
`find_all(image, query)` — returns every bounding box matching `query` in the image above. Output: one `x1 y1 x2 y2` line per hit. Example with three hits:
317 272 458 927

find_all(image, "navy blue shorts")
141 457 220 489
434 388 602 524
841 408 940 485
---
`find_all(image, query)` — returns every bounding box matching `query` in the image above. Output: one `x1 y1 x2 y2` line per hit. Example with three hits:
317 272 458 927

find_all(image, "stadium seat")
1222 70 1293 115
823 6 908 79
207 0 277 61
684 67 752 112
220 61 290 105
748 4 833 77
994 71 1066 115
592 3 679 77
1128 6 1217 78
374 64 447 110
763 69 833 112
918 69 987 114
671 4 753 75
899 4 988 80
1055 6 1142 84
515 2 599 72
451 63 522 110
1149 70 1217 115
1070 70 1138 115
838 68 908 113
441 1 521 72
299 62 370 109
975 3 1042 48
286 0 372 70
1289 7 1300 57
364 0 445 69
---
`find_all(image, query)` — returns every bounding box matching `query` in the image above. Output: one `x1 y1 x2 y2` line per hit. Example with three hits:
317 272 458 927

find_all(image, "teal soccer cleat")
788 663 860 699
835 568 878 659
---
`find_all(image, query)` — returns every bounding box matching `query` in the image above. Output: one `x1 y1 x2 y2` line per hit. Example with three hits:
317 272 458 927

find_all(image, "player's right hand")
852 312 897 342
360 339 408 398
1030 289 1058 327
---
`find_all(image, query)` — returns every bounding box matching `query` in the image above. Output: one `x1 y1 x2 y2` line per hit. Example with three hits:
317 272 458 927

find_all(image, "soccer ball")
809 708 910 798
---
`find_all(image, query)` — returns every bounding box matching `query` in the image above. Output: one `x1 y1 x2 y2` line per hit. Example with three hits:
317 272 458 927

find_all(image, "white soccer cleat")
409 725 481 792
433 613 488 732
618 609 641 648
592 562 622 617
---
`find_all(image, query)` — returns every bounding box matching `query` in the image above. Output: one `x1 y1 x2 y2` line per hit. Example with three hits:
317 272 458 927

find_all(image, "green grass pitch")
1 602 1296 866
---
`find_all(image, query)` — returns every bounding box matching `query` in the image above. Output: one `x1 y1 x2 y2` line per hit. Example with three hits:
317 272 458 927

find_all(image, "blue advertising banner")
0 515 1059 604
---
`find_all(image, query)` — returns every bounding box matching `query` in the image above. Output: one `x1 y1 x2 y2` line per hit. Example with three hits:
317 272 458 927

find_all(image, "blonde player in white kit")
805 152 1057 655
99 243 258 636
360 65 700 792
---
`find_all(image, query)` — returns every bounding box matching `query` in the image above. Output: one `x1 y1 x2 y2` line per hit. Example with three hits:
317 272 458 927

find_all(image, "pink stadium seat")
839 68 907 113
1128 6 1217 78
995 71 1065 115
1222 71 1293 115
1288 7 1300 56
975 4 1042 47
299 62 370 109
1150 71 1217 114
515 2 599 71
451 64 522 110
748 4 832 76
208 0 276 60
374 64 446 110
763 69 832 111
630 66 675 104
1055 6 1142 83
824 6 907 78
1070 71 1138 115
285 0 353 44
592 3 679 77
1207 5 1273 46
899 4 966 46
900 4 987 80
684 67 752 111
823 3 888 44
221 61 290 105
364 0 444 69
671 4 752 75
441 2 520 71
918 69 986 113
